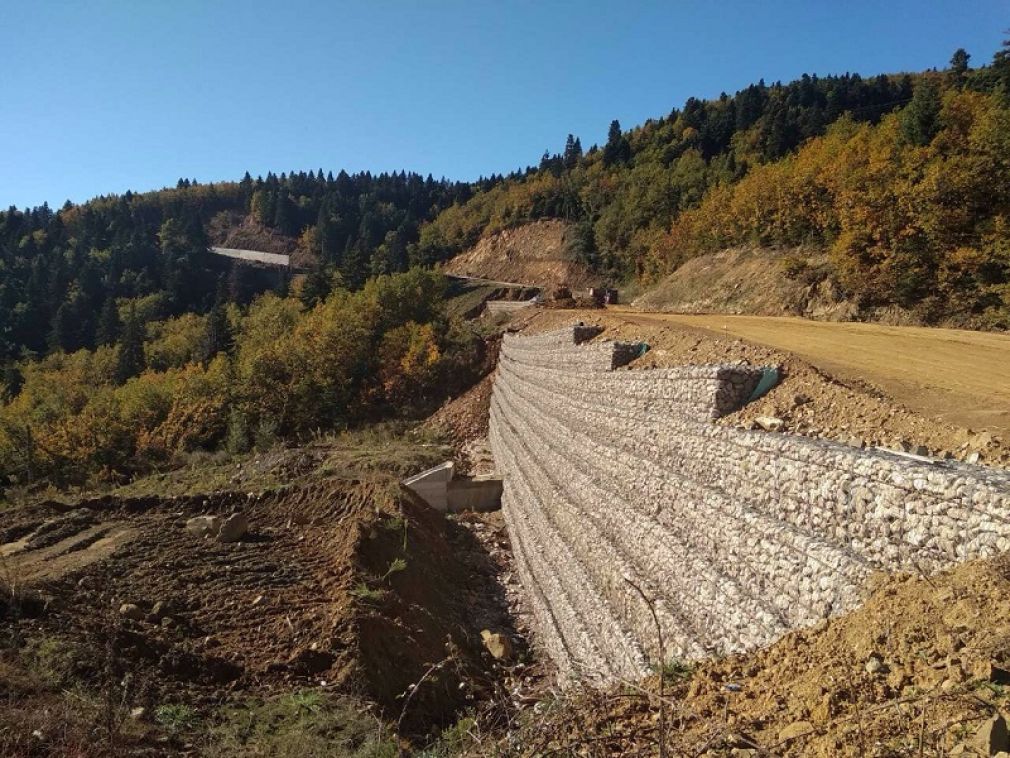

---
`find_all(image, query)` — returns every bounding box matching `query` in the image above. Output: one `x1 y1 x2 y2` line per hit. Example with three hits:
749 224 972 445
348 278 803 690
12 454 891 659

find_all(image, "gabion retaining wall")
489 326 1010 683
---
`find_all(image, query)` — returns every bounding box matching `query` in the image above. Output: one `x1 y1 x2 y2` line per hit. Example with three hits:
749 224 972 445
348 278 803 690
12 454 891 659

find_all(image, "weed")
418 714 477 757
21 636 83 688
350 582 387 604
381 557 408 583
208 690 397 757
286 690 324 714
655 659 694 681
155 703 201 734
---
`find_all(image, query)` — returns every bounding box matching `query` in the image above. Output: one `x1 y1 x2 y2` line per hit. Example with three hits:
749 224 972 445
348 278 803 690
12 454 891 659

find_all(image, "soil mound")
502 555 1010 756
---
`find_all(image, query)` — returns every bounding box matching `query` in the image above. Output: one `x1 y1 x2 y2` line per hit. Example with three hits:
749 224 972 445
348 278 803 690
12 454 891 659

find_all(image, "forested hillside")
0 268 486 488
3 38 1010 492
416 42 1010 326
0 171 475 365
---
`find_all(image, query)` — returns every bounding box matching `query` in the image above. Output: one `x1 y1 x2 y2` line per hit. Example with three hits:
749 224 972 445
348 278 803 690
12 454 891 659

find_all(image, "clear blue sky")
3 1 1006 209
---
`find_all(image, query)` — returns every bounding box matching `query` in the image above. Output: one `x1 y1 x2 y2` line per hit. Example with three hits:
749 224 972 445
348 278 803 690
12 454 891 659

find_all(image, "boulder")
217 512 249 543
186 515 222 538
119 603 144 621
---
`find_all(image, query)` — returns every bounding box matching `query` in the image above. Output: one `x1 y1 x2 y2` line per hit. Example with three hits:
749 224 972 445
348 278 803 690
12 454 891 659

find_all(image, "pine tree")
602 120 630 166
273 192 296 235
300 264 334 308
199 299 232 363
48 301 76 352
115 306 146 384
96 297 121 346
563 134 583 168
950 48 970 75
901 78 942 146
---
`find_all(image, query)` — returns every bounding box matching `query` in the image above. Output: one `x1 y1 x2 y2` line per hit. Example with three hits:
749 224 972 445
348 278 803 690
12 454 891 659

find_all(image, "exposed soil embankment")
636 246 856 320
495 554 1010 756
0 478 514 748
442 220 596 289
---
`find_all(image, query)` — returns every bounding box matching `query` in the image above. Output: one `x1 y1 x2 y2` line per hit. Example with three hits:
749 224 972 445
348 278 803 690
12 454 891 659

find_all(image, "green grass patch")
655 659 694 681
349 583 387 605
155 703 201 735
207 689 396 758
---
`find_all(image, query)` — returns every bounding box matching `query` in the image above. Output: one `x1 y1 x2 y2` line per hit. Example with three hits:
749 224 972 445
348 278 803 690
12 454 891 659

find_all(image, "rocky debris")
481 629 514 661
754 415 785 432
185 512 248 542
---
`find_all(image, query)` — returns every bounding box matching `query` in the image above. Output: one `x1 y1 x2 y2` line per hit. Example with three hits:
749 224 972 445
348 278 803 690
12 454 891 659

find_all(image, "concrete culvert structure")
403 461 503 513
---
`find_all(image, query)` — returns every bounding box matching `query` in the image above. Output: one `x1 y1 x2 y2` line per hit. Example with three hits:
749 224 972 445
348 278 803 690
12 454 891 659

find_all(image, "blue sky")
2 1 1006 209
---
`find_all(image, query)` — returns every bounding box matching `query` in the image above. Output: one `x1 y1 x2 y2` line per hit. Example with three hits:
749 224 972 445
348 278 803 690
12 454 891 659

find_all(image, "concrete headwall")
489 326 1010 683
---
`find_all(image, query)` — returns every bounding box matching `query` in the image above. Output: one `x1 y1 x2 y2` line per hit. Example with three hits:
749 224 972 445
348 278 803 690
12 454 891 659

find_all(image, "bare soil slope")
442 220 596 289
0 478 515 754
635 246 856 320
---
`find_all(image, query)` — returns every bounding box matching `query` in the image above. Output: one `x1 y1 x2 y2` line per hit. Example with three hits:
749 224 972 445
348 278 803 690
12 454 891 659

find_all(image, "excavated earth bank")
0 478 516 749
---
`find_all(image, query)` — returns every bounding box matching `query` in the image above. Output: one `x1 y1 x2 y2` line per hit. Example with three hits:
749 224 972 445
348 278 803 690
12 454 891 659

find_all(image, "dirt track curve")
607 309 1010 436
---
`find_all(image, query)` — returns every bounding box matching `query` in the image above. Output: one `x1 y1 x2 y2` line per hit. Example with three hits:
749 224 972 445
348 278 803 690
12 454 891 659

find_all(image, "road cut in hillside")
609 309 1010 435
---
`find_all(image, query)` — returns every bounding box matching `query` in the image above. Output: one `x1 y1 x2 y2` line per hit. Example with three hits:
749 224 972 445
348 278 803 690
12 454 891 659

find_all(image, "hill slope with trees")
3 38 1010 492
415 41 1010 327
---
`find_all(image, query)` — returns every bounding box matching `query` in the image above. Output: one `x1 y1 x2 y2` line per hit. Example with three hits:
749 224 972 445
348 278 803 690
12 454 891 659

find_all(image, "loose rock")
778 720 814 741
755 415 785 432
974 713 1010 755
481 629 514 661
119 603 144 621
217 512 249 543
186 515 222 539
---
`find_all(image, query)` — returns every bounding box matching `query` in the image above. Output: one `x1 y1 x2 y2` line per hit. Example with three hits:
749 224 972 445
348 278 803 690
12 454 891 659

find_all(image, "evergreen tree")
563 134 583 168
273 191 296 235
950 48 971 75
300 264 334 308
96 297 121 346
115 306 146 384
901 78 942 146
993 31 1010 95
199 299 232 363
603 120 631 166
48 301 77 352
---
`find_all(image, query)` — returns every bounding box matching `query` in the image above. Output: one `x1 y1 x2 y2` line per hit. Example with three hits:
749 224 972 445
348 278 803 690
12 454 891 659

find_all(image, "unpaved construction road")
608 309 1010 435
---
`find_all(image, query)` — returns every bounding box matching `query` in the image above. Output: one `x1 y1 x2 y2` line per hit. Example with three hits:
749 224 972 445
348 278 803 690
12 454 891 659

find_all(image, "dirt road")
609 309 1010 435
